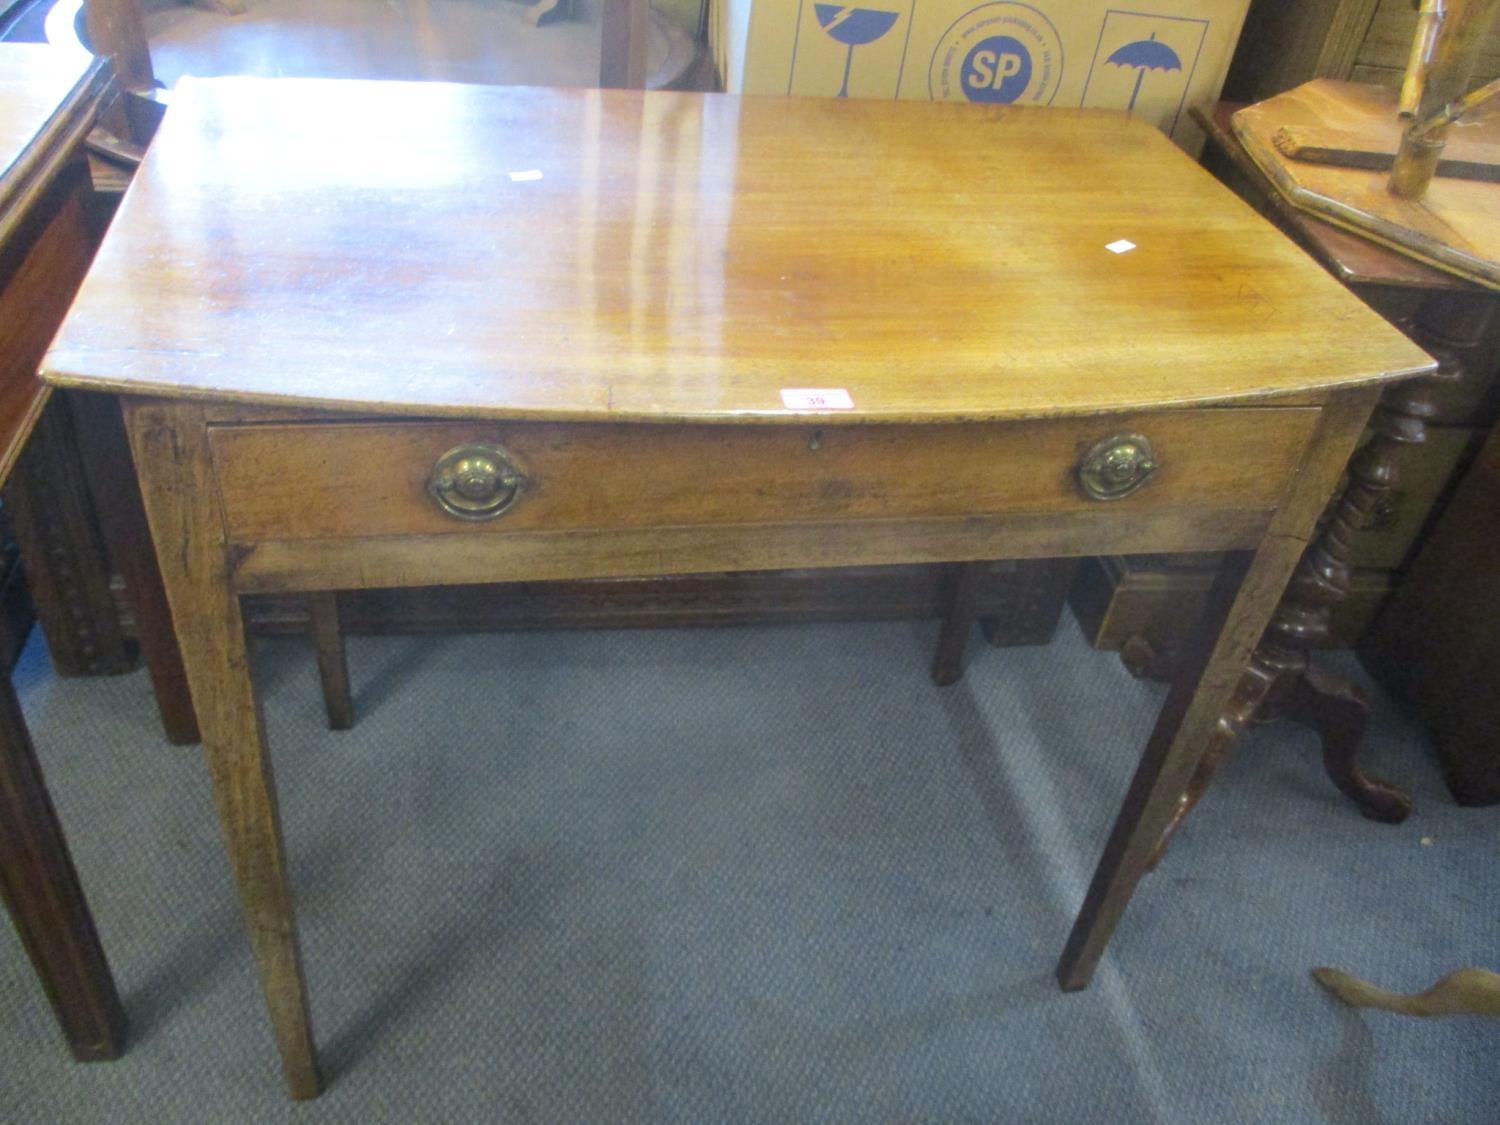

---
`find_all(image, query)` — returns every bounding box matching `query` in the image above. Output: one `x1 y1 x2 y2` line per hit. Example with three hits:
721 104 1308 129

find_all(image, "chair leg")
307 593 353 731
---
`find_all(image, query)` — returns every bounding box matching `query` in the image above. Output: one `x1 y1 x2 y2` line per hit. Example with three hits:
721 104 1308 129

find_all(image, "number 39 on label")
780 388 854 410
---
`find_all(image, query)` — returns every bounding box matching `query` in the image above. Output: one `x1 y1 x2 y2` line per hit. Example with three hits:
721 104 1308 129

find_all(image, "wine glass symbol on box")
812 4 902 97
786 1 900 99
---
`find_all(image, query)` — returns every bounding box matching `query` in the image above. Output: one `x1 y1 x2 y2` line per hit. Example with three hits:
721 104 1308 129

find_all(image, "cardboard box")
710 0 1251 152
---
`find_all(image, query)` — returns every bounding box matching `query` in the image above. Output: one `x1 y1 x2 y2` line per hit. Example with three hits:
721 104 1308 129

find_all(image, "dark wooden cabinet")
1362 422 1500 806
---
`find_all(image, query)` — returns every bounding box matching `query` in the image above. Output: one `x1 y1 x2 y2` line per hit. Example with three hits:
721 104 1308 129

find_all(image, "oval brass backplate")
1077 433 1158 501
428 442 526 521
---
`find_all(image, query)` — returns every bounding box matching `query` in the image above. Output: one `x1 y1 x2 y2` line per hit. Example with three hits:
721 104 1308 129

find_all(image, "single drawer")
208 408 1322 544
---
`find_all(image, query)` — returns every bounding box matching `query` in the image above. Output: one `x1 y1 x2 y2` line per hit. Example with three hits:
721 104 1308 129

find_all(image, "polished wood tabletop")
45 77 1430 422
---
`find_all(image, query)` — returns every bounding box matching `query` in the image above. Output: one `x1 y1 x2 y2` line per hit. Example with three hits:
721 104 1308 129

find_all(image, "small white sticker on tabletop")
1106 239 1136 254
781 388 854 410
508 169 544 182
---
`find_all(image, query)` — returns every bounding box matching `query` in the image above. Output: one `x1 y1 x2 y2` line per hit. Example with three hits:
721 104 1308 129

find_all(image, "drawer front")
208 409 1321 544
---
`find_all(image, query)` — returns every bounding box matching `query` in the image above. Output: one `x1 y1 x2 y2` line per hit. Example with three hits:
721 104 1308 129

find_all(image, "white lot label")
780 388 854 410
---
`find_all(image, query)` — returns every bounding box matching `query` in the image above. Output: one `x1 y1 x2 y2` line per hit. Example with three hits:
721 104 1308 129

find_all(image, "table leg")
930 560 985 686
69 392 200 746
1144 371 1453 862
0 673 126 1060
124 400 319 1099
1058 387 1381 990
932 560 1077 684
307 593 353 731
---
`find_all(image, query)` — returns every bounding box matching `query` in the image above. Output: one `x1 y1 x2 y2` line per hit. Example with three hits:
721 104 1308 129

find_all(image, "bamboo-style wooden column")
1388 0 1500 198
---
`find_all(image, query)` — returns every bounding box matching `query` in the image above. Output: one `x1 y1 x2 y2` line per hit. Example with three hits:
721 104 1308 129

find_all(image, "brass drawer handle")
1078 433 1158 501
428 443 526 520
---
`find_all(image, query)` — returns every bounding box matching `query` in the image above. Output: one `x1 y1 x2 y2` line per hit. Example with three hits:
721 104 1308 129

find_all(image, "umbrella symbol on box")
815 5 901 98
1106 32 1182 114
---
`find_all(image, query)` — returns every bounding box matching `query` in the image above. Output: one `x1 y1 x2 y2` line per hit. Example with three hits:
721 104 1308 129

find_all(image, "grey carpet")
1 614 1495 1122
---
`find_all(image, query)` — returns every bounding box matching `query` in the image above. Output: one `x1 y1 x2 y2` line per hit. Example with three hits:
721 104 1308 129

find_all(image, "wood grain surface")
44 78 1433 422
0 44 133 1063
226 507 1280 595
0 672 126 1060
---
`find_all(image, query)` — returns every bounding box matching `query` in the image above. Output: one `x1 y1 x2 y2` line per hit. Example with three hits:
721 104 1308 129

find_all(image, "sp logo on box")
930 2 1063 105
961 35 1031 101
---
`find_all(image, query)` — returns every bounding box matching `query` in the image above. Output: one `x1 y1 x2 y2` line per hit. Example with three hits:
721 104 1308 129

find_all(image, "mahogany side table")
43 78 1432 1097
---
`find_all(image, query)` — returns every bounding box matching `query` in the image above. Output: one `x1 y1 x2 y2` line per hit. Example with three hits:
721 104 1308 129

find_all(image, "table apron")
227 506 1272 594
